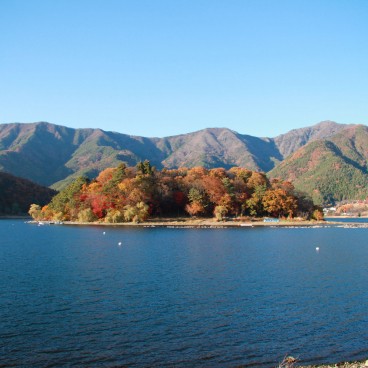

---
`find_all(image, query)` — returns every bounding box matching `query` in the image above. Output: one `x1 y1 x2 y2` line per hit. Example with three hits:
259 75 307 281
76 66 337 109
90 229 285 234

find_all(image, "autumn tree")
247 172 269 192
185 188 208 216
136 160 154 176
29 204 42 220
214 205 228 221
123 202 149 223
30 163 321 222
246 184 267 216
48 176 89 220
78 208 97 222
104 209 124 223
262 189 298 218
312 208 324 220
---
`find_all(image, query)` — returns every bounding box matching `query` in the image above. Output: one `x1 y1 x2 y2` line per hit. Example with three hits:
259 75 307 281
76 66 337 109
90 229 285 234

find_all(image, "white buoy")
118 242 122 246
103 231 106 235
316 247 320 251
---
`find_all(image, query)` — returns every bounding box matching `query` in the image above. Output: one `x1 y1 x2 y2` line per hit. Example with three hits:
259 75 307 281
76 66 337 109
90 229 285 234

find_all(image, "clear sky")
1 0 367 138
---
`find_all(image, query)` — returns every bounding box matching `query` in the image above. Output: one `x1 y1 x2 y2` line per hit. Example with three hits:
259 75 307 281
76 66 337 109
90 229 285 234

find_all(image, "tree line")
29 161 323 222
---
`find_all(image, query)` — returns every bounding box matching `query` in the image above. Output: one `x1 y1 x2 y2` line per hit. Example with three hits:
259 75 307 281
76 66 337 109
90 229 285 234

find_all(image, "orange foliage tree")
32 161 319 222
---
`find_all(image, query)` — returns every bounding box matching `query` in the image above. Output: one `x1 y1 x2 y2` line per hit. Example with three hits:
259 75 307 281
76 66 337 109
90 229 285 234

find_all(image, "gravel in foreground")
300 362 368 368
277 356 368 368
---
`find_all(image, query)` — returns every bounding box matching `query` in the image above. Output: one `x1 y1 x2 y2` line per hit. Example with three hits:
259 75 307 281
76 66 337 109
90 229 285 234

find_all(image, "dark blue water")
326 217 368 223
1 220 368 367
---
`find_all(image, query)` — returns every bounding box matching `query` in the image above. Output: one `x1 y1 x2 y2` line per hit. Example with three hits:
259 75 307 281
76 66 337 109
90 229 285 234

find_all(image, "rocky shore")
25 216 368 228
300 361 368 368
278 356 368 368
60 219 323 227
46 217 368 228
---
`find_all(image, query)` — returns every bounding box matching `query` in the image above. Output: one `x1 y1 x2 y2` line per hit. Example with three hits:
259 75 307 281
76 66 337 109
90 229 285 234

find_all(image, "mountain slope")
0 172 56 215
0 123 282 188
0 122 93 186
157 128 282 171
270 125 368 204
0 122 168 188
274 120 348 157
0 121 362 195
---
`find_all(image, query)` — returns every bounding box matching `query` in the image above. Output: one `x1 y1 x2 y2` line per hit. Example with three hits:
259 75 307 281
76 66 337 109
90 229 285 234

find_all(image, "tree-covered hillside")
0 172 56 215
270 125 368 205
29 162 322 223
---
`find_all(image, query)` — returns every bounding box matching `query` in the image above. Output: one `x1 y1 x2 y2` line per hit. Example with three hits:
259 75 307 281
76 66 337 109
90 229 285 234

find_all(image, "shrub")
123 202 149 223
214 205 228 221
78 208 97 222
28 204 42 220
104 209 124 223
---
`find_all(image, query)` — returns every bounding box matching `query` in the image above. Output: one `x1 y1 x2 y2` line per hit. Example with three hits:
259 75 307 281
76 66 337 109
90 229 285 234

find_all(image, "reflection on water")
1 220 368 367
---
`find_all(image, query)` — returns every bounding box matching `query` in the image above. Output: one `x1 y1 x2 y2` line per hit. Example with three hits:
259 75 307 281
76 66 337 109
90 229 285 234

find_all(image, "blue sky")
1 0 367 138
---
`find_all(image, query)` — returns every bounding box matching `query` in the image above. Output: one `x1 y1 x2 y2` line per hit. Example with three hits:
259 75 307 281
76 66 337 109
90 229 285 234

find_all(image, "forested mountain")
270 125 368 204
2 120 368 204
0 172 56 215
0 121 351 191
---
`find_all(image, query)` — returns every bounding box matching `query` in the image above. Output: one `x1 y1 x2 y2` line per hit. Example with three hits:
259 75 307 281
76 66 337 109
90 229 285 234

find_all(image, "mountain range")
0 120 367 204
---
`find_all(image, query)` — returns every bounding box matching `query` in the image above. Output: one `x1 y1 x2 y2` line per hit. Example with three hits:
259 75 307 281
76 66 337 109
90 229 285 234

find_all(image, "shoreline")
300 360 368 367
27 217 368 228
325 215 368 218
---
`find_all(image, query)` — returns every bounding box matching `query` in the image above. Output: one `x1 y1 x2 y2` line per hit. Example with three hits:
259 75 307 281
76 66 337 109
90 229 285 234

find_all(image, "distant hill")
270 125 368 204
274 120 348 157
0 172 56 215
155 128 283 172
0 120 350 191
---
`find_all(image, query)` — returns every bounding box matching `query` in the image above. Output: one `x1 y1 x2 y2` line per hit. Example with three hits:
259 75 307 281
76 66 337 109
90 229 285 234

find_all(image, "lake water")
325 217 368 223
1 220 368 367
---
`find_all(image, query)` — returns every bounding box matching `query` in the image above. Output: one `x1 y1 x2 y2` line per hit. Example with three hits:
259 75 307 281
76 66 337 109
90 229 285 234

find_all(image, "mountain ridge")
270 124 368 204
0 121 363 204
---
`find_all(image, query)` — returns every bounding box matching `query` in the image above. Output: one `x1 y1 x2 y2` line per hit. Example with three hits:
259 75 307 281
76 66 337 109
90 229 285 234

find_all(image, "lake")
325 217 368 223
1 220 368 367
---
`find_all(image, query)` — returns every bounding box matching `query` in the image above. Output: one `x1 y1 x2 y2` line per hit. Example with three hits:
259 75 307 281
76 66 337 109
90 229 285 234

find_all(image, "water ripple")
1 222 368 367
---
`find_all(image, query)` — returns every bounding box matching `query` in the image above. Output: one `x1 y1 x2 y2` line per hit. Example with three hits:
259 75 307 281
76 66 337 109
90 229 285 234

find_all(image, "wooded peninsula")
29 161 323 223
